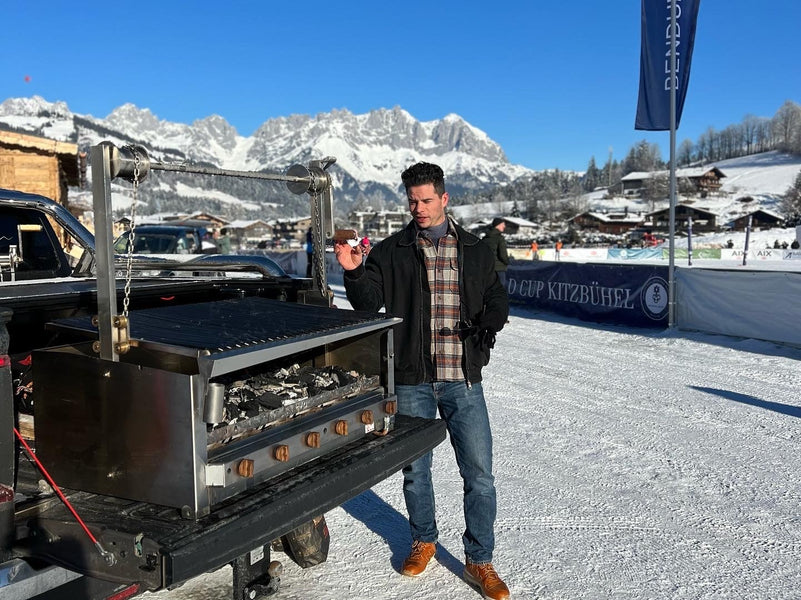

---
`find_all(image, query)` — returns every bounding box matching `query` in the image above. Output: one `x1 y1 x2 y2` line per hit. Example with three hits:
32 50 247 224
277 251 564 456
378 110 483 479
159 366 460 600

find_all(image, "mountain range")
0 96 533 219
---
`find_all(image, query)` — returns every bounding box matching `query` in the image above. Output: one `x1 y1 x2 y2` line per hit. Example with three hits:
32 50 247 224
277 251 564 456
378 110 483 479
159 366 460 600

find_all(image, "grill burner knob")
238 459 255 478
305 432 321 448
361 410 374 425
334 420 348 436
274 445 290 462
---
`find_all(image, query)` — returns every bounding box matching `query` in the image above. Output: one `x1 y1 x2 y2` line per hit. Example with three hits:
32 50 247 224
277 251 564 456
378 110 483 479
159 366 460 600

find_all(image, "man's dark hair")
401 162 446 196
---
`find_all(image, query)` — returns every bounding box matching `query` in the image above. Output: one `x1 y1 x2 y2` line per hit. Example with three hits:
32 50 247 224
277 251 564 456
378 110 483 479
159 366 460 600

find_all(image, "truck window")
0 207 69 277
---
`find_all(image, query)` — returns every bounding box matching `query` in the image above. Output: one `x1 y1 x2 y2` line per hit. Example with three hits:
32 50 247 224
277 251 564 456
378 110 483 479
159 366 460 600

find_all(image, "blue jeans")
395 381 496 564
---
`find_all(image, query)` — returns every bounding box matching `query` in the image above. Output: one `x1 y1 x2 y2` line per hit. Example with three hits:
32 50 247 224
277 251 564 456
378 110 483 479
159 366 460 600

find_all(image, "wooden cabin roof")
0 129 81 186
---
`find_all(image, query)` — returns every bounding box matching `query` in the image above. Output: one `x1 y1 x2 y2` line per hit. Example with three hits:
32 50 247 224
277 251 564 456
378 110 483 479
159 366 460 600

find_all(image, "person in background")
201 230 217 254
334 162 510 600
555 239 563 261
306 228 314 278
217 228 233 254
483 217 509 289
530 240 539 260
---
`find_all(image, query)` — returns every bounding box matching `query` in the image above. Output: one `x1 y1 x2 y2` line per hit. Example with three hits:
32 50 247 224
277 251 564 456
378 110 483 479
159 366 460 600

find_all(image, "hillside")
451 151 801 240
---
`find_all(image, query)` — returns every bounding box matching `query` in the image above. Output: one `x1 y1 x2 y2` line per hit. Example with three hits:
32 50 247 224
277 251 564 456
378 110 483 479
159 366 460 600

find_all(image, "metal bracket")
90 141 339 359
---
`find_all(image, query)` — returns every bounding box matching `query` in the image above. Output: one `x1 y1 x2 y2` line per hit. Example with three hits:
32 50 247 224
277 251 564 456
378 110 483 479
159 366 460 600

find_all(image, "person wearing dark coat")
483 217 509 289
333 162 510 600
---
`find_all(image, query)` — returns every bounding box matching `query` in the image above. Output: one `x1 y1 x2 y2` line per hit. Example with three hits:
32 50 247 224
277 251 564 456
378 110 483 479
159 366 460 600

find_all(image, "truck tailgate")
17 414 445 591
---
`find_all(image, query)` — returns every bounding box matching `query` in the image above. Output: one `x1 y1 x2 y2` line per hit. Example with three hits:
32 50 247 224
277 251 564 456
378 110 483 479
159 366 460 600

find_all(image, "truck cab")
0 202 74 281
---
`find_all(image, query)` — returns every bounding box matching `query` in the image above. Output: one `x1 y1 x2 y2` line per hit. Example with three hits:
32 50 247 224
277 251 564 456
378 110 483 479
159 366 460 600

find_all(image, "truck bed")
14 414 445 591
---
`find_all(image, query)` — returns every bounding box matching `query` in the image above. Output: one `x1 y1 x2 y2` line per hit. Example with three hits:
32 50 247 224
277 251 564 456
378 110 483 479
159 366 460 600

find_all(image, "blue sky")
2 1 799 171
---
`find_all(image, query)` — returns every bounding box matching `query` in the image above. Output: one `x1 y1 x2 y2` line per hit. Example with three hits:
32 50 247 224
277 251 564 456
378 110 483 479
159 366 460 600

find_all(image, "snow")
146 273 801 600
717 152 801 197
173 182 261 211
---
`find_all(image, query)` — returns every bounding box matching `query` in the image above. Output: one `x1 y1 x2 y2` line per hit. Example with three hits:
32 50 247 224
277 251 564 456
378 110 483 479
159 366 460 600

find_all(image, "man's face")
407 183 448 229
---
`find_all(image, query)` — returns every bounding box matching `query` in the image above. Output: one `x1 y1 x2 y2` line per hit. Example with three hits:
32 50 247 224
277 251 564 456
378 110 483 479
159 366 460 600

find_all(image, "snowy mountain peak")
0 95 70 119
0 95 534 215
103 103 183 142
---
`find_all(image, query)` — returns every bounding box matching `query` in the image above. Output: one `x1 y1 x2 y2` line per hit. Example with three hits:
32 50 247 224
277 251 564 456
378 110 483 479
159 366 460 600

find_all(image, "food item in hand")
332 229 358 243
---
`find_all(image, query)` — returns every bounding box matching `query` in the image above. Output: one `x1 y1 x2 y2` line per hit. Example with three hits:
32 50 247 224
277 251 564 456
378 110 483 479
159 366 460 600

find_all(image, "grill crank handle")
13 427 117 567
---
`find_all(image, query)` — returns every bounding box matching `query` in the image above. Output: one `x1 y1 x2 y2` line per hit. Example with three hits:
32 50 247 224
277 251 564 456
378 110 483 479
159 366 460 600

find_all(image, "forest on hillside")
453 100 801 225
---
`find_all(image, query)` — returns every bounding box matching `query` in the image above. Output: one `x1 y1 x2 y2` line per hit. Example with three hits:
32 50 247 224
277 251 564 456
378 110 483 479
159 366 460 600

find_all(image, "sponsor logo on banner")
640 276 669 321
506 263 669 327
783 250 801 260
507 278 635 308
754 249 778 260
635 0 702 131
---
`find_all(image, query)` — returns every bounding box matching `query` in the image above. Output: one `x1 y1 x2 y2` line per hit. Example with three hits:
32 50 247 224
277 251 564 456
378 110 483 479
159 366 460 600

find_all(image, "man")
305 227 314 277
334 162 510 600
217 228 233 254
483 217 509 288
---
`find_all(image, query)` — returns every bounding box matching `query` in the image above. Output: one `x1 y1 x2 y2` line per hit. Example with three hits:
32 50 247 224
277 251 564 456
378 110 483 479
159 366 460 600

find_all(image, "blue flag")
635 0 701 131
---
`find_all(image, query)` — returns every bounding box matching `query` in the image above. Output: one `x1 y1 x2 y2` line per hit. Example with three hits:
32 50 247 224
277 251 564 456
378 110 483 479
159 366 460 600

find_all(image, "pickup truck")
113 224 206 255
0 144 446 599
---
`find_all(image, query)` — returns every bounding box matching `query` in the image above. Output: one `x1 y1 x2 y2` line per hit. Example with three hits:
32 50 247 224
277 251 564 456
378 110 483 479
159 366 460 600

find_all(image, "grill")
34 297 401 518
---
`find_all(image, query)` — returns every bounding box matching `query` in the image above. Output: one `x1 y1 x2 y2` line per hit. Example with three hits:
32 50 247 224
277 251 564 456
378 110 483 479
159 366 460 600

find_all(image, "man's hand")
477 327 496 351
334 241 364 271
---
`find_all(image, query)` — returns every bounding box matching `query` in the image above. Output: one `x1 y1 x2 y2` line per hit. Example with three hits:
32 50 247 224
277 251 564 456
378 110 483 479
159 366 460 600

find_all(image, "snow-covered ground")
147 274 801 600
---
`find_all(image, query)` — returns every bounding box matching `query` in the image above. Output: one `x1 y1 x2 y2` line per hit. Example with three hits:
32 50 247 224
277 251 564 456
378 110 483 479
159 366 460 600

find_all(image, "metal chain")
122 147 140 318
310 192 326 294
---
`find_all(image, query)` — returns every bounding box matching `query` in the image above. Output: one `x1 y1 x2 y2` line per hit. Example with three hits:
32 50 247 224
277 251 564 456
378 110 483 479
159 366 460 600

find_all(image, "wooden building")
187 211 229 230
269 216 311 247
0 130 82 205
621 166 726 195
568 211 644 234
646 204 718 233
349 209 409 240
226 219 272 247
729 209 784 231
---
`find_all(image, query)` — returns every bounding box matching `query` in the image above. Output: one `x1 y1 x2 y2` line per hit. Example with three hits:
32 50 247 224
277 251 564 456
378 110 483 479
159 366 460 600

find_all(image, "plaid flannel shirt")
418 225 463 381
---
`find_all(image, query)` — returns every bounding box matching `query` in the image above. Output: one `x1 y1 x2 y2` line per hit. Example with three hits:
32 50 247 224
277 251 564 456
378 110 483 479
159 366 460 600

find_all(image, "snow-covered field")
148 276 801 600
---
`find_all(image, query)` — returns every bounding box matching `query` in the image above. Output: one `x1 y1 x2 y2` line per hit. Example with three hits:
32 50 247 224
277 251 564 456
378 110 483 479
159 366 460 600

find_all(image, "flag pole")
668 0 678 328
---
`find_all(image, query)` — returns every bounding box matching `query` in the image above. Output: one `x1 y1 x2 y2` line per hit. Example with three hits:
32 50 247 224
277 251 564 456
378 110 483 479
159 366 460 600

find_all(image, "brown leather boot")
463 562 511 599
400 540 437 576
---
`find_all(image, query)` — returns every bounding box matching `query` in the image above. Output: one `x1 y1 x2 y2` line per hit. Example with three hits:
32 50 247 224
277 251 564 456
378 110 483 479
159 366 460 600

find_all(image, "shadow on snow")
341 489 464 578
690 385 801 419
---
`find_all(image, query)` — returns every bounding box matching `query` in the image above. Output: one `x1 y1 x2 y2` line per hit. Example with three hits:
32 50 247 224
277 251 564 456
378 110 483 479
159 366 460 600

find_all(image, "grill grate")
52 296 391 354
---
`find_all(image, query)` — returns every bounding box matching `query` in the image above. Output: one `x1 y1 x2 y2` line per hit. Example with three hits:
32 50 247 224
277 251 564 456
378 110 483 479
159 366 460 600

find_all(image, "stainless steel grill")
34 297 401 518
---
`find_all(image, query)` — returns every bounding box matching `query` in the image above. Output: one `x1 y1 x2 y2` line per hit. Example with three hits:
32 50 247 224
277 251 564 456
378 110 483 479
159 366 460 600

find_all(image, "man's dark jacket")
344 220 509 385
483 227 509 273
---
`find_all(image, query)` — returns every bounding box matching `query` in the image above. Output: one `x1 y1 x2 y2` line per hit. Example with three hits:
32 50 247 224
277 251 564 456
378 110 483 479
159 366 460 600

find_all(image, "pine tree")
583 156 600 192
781 169 801 225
